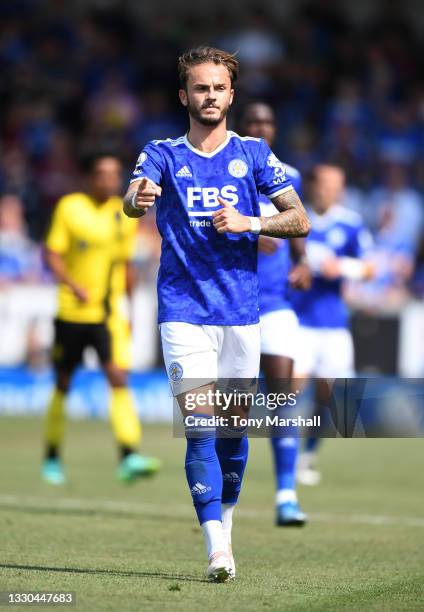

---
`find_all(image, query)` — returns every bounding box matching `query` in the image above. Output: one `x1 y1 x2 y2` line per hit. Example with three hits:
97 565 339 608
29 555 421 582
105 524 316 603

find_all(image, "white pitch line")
0 494 423 528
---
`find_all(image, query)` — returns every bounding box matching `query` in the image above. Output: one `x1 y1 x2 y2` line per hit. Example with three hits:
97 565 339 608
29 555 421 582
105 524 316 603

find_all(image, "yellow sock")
109 387 142 449
45 388 66 448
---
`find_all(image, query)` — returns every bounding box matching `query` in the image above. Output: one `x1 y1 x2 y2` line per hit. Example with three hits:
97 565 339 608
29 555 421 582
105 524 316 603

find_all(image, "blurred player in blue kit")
240 102 311 526
123 47 310 582
292 164 374 485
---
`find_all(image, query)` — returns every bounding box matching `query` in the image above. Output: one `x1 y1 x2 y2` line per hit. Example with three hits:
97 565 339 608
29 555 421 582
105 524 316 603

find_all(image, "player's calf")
185 413 229 573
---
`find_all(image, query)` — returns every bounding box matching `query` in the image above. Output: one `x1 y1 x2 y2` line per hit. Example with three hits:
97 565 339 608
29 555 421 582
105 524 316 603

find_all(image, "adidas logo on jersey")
223 472 241 483
191 482 212 495
176 165 192 178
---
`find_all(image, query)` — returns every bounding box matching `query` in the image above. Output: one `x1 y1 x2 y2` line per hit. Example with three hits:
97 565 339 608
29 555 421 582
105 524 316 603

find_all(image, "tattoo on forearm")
260 189 311 238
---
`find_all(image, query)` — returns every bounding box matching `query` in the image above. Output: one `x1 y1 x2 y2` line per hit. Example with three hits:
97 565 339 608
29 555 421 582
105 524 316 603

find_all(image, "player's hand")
289 262 312 289
320 257 342 279
258 236 279 254
134 178 162 212
212 197 251 234
72 285 89 303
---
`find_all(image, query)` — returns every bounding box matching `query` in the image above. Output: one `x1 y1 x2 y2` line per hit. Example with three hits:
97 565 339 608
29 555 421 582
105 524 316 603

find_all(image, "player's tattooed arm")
261 189 311 238
123 178 162 218
212 189 310 236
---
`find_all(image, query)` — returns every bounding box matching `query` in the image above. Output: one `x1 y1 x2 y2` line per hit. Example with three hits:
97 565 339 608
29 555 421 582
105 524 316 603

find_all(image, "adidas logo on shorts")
191 482 212 495
175 165 192 178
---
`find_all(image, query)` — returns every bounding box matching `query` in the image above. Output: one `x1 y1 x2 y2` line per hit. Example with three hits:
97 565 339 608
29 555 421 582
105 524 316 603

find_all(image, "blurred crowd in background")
0 0 423 319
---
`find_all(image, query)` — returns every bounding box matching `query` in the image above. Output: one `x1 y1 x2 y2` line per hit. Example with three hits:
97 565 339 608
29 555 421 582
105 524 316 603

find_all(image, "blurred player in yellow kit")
42 153 161 485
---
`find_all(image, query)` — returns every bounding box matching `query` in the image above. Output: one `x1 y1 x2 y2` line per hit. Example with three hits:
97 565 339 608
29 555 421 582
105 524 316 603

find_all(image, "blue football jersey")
290 205 372 328
131 131 294 325
258 165 302 316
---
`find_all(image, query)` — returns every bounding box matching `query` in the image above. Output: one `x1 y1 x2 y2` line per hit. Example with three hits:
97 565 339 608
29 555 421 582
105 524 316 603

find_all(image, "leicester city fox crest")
169 361 183 381
228 158 248 178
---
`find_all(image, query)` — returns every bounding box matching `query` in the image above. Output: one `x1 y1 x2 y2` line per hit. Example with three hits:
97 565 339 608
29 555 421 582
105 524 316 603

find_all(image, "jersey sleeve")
130 142 165 186
254 140 294 199
45 198 70 254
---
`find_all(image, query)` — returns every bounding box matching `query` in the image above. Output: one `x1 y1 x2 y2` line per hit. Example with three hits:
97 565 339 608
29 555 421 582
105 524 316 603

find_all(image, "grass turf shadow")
0 563 208 584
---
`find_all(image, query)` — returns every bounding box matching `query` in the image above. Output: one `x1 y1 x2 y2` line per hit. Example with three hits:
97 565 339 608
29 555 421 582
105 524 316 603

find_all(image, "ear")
179 89 188 107
229 88 234 106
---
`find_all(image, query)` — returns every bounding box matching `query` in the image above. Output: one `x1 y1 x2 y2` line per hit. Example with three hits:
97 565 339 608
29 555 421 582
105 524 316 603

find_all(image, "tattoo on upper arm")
260 189 311 238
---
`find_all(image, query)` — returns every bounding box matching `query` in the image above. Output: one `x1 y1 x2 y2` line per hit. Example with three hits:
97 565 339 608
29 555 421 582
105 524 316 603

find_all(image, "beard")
187 99 229 126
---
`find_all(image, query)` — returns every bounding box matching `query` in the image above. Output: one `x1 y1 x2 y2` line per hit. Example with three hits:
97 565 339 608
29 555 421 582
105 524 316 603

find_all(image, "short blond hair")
178 46 239 88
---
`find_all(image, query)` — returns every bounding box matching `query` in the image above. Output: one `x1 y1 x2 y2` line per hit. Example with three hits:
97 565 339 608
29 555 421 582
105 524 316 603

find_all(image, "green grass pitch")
0 417 423 611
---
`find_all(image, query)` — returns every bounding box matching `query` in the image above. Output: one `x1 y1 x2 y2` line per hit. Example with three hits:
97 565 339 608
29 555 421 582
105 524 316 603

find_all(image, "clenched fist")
124 177 162 218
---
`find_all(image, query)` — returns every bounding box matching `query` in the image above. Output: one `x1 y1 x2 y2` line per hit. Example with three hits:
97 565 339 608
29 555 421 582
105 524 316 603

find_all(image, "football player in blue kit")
291 164 374 485
240 102 311 526
123 47 310 582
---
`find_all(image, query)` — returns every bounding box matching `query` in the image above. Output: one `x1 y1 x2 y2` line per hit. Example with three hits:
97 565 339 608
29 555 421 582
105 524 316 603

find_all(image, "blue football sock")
185 414 222 525
271 435 299 492
305 436 320 453
215 427 249 505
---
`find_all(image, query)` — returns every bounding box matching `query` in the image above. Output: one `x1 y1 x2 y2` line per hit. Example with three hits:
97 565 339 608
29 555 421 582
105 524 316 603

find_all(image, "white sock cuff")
276 489 297 505
201 520 226 558
221 503 236 543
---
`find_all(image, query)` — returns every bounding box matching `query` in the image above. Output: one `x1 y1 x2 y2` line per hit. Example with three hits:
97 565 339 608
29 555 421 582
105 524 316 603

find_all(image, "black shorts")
52 319 111 372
